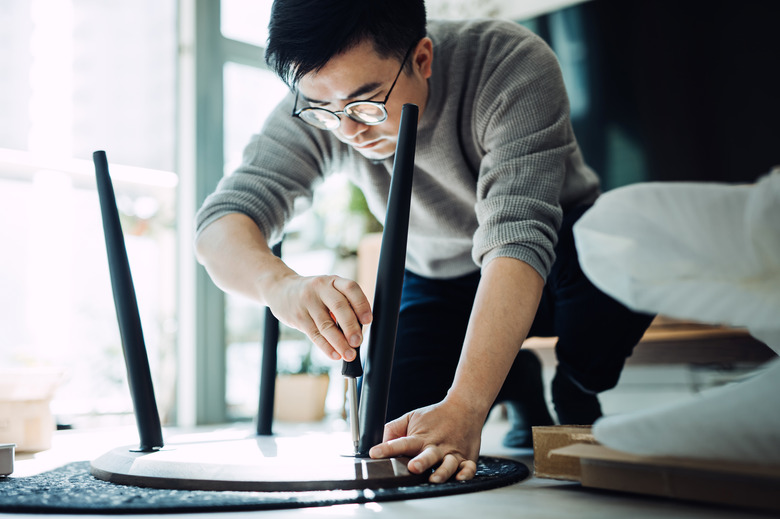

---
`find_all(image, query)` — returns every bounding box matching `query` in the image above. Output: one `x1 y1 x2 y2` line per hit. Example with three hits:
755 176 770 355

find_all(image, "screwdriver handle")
341 347 363 378
330 312 363 378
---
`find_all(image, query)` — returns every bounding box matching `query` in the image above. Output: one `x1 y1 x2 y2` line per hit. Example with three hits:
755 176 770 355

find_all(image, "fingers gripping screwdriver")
334 315 363 454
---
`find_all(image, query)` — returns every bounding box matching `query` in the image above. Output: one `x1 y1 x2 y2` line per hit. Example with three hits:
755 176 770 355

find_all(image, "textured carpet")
0 456 529 514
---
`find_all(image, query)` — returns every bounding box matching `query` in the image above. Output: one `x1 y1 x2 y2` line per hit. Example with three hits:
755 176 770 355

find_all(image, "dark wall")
529 0 780 189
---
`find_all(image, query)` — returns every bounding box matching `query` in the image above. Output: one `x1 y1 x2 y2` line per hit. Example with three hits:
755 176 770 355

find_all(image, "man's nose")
339 116 368 140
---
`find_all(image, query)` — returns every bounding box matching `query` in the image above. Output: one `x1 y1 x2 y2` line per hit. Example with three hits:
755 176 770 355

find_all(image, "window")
0 0 178 428
216 1 372 421
221 61 289 419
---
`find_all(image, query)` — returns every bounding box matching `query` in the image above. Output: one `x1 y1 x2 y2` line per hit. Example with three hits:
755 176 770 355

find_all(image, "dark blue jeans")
386 204 655 422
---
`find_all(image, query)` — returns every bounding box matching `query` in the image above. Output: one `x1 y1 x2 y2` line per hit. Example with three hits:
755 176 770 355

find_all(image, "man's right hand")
195 213 372 361
264 273 373 361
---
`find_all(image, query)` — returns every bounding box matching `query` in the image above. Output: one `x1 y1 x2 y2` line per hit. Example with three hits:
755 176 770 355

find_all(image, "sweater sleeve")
195 94 342 244
471 26 574 279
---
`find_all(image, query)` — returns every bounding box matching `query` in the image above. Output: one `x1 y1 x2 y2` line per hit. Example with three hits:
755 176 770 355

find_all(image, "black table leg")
257 240 282 435
94 151 164 452
357 104 418 456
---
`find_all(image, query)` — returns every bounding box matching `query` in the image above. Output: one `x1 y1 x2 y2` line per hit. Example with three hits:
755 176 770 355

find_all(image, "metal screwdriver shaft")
334 311 363 453
341 349 363 454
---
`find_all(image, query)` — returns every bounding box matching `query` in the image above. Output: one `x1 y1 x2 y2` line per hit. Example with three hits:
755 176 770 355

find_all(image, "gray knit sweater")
196 19 600 280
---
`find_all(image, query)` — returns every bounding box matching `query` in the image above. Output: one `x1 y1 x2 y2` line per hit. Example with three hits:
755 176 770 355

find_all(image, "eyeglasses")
291 45 414 131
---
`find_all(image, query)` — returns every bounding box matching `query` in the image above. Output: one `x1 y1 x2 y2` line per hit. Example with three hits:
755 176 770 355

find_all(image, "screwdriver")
343 349 363 455
333 313 363 454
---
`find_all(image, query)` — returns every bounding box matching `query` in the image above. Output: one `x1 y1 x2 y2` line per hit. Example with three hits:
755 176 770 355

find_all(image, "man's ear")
413 37 434 80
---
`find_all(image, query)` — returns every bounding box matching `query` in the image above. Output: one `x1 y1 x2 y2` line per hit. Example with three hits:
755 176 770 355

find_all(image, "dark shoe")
499 350 555 448
551 370 603 425
502 401 548 448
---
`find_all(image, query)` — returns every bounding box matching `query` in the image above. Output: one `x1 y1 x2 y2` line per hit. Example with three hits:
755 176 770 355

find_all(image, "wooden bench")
525 315 776 367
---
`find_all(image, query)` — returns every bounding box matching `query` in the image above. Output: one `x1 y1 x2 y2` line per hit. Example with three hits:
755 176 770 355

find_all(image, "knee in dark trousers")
532 204 655 424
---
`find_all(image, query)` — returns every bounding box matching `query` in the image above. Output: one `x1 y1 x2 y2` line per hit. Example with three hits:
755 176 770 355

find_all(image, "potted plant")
273 337 331 422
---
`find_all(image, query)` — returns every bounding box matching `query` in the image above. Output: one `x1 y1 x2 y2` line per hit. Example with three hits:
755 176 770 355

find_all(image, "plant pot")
273 373 330 422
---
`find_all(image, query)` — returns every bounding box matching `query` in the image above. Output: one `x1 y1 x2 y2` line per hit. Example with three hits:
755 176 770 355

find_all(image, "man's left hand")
368 399 483 483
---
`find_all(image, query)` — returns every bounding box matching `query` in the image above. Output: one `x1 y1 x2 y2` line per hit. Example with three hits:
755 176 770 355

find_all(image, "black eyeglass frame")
291 43 416 130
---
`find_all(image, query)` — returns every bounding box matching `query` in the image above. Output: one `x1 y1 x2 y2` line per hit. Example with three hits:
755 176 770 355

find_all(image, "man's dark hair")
266 0 427 88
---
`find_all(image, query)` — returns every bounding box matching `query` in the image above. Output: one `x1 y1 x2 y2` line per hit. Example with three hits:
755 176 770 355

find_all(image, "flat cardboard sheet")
531 425 596 480
552 443 780 512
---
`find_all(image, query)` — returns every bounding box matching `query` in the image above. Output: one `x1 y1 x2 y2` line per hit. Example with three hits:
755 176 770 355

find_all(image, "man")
195 0 654 483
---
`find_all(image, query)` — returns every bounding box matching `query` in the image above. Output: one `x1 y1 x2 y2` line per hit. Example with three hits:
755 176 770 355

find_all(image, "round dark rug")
0 456 529 514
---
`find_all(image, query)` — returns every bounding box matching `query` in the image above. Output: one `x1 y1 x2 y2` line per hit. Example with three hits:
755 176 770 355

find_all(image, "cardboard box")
0 400 56 452
552 443 780 512
0 444 14 476
0 368 65 452
532 425 597 480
